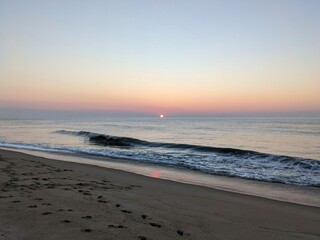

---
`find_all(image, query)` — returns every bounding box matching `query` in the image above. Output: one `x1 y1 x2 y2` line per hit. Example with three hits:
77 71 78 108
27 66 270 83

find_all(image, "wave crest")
54 130 146 147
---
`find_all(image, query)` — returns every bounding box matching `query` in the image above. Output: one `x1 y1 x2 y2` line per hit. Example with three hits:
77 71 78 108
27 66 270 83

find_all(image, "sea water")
0 117 319 186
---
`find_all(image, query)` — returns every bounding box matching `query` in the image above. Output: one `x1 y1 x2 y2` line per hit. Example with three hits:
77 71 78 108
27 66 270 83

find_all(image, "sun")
160 114 164 118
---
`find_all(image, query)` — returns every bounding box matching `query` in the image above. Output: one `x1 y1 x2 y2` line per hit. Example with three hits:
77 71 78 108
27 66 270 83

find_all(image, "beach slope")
0 149 319 240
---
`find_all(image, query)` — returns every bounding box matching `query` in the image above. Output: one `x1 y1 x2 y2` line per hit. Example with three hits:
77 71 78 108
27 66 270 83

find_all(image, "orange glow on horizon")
1 64 320 114
1 92 320 115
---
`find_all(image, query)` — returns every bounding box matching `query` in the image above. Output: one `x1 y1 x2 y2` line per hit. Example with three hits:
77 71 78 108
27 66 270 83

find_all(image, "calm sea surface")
0 118 319 186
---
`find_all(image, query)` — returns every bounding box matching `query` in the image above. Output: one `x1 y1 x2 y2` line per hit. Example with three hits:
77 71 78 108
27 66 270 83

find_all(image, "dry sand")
0 149 319 240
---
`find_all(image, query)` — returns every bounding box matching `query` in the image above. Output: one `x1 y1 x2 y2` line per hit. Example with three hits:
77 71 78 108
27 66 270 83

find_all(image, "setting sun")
160 114 164 118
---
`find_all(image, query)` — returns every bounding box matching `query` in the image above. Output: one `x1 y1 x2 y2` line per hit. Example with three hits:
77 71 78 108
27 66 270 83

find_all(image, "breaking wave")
54 130 266 155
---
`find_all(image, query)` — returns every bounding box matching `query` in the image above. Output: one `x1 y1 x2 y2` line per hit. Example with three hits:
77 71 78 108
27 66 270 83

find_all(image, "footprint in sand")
42 203 52 206
81 215 92 219
177 230 184 236
76 183 86 186
42 212 52 215
108 224 126 229
61 220 71 223
138 236 147 240
121 210 132 214
149 222 161 228
81 228 92 233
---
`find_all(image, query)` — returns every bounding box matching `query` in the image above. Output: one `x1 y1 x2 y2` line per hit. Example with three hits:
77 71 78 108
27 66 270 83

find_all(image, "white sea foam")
1 139 319 187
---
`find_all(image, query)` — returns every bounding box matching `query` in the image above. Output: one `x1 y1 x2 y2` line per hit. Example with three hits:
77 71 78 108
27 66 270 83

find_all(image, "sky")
1 0 320 117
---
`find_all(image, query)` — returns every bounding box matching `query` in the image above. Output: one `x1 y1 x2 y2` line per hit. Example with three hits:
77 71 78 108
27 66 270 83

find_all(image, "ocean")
0 117 319 186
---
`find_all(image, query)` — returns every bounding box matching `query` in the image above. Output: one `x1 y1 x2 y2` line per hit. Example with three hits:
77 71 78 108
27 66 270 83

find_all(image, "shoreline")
0 148 320 240
1 147 320 207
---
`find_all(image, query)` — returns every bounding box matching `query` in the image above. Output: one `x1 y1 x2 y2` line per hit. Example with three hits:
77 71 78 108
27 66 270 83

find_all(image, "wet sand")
0 149 319 240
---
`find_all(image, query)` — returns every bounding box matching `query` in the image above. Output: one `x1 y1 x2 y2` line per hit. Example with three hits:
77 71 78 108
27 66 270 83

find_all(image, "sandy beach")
0 149 319 240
